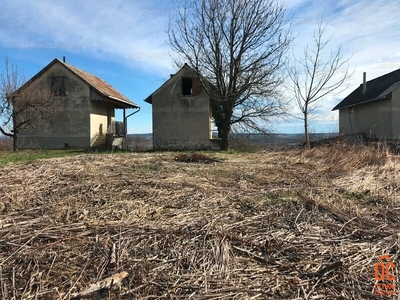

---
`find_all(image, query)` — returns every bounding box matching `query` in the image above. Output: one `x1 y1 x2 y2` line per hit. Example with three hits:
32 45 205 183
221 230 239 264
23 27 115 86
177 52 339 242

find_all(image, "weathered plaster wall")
339 97 392 140
18 63 91 149
390 86 400 140
151 66 218 150
90 90 115 137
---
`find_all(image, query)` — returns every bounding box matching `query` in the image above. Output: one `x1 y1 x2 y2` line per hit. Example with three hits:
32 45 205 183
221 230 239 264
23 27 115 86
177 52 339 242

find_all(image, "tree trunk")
304 112 310 149
13 134 17 152
12 114 18 152
220 103 232 151
219 110 232 151
220 124 231 150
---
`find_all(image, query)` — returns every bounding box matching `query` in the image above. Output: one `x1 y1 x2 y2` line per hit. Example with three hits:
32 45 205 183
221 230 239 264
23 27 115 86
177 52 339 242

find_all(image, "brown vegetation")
0 137 12 151
174 152 218 163
126 135 152 152
0 145 399 299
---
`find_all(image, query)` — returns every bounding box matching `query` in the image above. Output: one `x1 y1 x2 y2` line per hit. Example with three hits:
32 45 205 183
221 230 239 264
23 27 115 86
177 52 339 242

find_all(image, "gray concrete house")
144 64 220 150
333 69 400 141
17 58 139 149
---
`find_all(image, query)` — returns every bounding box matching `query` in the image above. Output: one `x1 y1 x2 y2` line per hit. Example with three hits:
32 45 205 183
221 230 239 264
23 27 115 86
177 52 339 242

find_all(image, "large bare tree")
168 0 292 150
0 57 59 151
287 19 353 148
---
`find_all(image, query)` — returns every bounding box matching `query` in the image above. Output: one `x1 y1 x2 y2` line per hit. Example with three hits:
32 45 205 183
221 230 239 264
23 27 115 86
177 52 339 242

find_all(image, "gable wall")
151 67 216 150
339 97 393 140
391 86 400 140
18 63 91 149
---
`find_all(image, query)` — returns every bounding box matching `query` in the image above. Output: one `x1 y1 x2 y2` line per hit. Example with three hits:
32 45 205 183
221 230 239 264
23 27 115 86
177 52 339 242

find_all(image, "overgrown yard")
0 145 399 299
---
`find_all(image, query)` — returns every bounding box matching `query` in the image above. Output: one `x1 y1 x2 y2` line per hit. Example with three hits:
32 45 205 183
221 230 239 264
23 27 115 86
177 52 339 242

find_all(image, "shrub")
127 136 152 152
0 136 12 151
174 152 218 163
229 134 261 152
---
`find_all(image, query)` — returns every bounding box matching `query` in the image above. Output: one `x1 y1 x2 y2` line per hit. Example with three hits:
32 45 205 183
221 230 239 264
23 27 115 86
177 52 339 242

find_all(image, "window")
51 77 66 96
182 77 192 96
182 77 201 96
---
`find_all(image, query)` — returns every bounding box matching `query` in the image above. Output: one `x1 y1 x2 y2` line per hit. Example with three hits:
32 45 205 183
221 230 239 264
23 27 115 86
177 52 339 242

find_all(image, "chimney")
363 72 366 94
63 56 66 63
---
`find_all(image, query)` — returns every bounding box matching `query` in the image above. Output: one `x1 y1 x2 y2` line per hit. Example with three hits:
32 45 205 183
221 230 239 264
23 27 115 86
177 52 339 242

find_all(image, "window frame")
51 76 66 97
181 77 193 96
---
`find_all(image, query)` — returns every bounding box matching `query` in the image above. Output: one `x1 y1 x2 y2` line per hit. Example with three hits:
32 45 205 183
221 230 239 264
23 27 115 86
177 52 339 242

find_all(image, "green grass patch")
0 149 86 165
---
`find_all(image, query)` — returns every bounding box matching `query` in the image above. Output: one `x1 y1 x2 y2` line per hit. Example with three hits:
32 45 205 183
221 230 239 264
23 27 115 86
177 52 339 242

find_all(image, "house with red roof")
16 58 139 149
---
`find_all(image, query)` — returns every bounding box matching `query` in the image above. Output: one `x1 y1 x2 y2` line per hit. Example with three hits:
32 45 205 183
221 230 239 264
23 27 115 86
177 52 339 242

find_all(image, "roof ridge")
56 58 138 107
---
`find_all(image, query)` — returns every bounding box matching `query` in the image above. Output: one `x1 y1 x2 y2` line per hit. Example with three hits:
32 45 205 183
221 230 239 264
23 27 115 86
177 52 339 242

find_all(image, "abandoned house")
333 68 400 141
144 63 220 150
16 58 139 149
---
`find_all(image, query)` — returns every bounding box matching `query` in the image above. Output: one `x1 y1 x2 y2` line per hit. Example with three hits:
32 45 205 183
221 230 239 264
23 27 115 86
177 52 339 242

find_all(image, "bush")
174 152 218 163
0 136 12 151
229 134 260 152
127 136 152 152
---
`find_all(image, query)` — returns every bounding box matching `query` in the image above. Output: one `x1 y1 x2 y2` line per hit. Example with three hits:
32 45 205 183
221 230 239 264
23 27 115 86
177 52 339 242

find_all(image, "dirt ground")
0 146 399 299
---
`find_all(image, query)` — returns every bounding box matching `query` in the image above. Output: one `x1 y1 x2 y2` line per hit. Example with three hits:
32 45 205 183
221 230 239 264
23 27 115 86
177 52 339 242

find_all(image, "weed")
174 152 219 163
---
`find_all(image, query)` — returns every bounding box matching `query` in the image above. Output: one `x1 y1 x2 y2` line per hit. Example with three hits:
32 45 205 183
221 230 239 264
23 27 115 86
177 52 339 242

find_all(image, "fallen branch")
69 271 128 299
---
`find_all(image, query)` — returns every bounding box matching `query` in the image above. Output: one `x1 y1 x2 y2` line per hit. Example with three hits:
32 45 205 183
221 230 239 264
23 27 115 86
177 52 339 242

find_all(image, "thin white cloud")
0 0 174 73
1 0 399 133
2 0 398 79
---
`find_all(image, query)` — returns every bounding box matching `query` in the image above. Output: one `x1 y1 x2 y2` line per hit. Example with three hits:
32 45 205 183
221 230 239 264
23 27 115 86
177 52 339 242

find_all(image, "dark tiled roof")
58 59 138 108
332 68 400 110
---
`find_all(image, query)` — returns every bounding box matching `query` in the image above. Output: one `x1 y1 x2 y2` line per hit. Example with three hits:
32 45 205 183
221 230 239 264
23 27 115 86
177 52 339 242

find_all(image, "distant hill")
126 133 152 140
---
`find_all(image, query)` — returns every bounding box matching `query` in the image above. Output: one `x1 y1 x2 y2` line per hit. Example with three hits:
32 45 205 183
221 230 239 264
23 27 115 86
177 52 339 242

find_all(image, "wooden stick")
109 243 117 268
70 271 128 299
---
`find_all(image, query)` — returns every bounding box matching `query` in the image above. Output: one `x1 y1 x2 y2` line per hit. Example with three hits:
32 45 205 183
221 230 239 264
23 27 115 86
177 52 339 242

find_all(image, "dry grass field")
0 144 399 299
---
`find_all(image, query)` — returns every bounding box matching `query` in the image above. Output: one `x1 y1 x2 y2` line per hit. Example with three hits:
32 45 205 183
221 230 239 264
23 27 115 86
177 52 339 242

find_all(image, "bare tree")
287 19 353 149
168 0 292 150
0 57 59 151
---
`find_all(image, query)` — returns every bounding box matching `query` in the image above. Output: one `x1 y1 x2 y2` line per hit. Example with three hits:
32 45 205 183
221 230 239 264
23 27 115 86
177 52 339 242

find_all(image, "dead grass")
0 145 399 299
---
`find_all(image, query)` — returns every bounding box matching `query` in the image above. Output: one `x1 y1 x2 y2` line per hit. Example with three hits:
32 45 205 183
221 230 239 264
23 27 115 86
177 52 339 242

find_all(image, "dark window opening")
182 77 192 96
52 77 66 96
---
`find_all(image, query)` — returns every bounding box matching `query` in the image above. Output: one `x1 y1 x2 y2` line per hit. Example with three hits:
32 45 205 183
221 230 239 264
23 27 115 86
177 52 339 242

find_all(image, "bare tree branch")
0 57 61 151
287 18 353 148
168 0 292 150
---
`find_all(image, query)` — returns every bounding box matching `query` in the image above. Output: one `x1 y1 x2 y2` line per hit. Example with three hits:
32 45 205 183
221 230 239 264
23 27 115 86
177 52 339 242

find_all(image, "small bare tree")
0 57 60 151
169 0 292 150
287 19 353 148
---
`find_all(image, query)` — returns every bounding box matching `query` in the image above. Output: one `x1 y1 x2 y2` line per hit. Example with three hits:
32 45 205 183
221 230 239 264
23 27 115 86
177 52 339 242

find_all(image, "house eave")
144 95 152 104
91 97 139 109
332 95 389 111
144 63 211 106
106 95 139 109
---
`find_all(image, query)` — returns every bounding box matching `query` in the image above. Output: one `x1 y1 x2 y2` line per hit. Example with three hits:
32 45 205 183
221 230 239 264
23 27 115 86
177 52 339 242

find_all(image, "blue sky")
1 0 400 134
